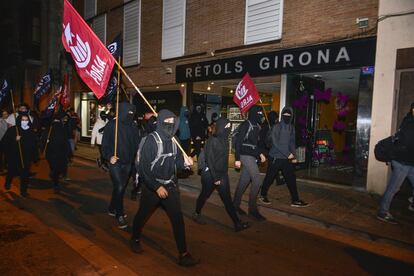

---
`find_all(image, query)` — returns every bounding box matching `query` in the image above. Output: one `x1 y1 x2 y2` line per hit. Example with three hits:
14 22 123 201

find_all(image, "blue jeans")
379 160 414 214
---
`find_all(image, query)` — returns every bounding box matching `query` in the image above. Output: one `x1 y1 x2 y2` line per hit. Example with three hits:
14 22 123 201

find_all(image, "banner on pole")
233 73 260 113
33 70 52 105
107 33 122 59
62 0 115 99
0 79 10 104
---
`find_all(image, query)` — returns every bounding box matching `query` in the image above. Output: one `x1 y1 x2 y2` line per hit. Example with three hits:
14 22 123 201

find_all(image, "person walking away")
91 111 108 169
130 109 198 267
102 102 140 229
0 110 9 173
193 117 250 232
3 113 39 197
260 107 308 207
44 113 70 193
233 106 267 221
189 105 208 159
377 102 414 223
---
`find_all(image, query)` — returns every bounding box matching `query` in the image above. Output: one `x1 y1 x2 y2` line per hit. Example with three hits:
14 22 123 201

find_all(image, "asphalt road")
0 159 413 275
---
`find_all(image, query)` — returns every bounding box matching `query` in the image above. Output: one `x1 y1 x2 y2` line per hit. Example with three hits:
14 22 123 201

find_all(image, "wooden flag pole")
259 98 271 128
114 57 121 158
10 89 25 168
113 59 190 159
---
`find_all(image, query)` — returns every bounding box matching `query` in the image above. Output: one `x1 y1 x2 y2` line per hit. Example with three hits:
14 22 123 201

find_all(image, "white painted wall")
367 0 414 194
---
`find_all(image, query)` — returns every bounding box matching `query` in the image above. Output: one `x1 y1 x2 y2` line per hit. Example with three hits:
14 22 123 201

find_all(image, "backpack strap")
150 132 164 171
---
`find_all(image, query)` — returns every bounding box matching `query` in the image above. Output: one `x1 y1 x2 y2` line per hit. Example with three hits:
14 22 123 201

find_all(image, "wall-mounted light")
180 84 185 87
156 86 160 89
207 86 211 91
230 89 234 94
210 82 214 85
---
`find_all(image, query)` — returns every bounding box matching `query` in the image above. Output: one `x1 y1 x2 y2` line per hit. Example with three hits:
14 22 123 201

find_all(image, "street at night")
1 155 413 275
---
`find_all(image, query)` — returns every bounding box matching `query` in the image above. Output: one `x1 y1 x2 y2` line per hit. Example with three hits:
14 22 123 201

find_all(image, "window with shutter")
162 0 186 59
245 0 283 45
93 14 106 44
84 0 96 20
123 0 141 66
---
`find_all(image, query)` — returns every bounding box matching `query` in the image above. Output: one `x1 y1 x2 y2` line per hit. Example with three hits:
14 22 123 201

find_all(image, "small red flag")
62 0 115 99
60 74 70 108
233 73 260 113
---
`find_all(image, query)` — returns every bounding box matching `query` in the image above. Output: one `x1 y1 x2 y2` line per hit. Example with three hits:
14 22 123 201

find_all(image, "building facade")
71 0 389 191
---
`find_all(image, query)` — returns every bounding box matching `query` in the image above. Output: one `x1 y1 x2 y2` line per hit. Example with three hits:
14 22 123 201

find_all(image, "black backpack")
231 120 253 152
374 136 395 163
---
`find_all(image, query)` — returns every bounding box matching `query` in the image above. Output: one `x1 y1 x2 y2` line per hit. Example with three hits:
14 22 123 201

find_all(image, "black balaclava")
268 111 279 126
16 113 32 131
281 107 293 125
248 106 264 125
211 112 219 123
118 102 136 125
156 109 179 139
215 117 231 140
100 111 107 121
145 116 157 133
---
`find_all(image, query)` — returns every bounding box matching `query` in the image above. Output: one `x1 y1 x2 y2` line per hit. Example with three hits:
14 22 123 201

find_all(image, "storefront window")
80 92 98 139
286 68 374 187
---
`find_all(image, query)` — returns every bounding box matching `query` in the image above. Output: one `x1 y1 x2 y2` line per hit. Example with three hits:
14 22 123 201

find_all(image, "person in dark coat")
3 113 39 197
260 107 308 207
207 112 219 137
189 105 208 158
44 113 71 192
193 117 250 232
102 102 140 229
130 109 198 267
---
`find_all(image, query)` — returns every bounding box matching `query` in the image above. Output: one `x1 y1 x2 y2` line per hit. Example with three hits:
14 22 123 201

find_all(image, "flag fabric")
233 73 260 113
0 79 10 104
101 75 117 103
62 0 115 99
33 70 52 103
107 33 122 59
60 73 70 108
43 92 61 118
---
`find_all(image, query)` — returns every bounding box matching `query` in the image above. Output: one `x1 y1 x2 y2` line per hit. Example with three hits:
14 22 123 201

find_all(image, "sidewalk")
74 142 414 248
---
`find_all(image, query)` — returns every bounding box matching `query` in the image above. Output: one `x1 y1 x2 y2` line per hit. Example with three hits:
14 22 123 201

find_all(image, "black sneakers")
259 196 271 205
248 211 266 221
192 212 207 225
117 215 128 229
377 212 398 224
130 239 143 254
291 200 309 207
178 253 199 267
234 221 250 232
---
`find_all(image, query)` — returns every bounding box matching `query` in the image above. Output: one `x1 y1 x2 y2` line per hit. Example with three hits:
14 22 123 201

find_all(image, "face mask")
162 122 175 137
282 115 291 124
21 121 30 130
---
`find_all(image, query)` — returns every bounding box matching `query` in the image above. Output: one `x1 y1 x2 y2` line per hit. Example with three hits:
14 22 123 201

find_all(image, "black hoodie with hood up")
139 109 185 192
234 105 265 161
205 117 231 182
102 102 140 165
269 107 296 159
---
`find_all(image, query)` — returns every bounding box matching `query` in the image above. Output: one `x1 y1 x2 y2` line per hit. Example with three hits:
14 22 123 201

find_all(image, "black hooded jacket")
399 102 414 130
44 119 71 167
205 118 231 182
3 116 39 173
259 111 278 153
189 106 209 140
139 109 185 192
234 105 265 161
102 102 140 165
269 107 296 159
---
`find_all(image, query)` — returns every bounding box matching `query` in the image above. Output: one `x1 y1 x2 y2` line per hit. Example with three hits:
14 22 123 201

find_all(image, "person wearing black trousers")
101 102 140 229
3 113 39 197
260 107 308 207
130 109 198 267
192 117 250 232
44 113 71 193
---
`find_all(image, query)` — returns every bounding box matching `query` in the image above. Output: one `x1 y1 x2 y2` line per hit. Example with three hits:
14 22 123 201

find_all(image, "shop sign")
176 37 376 83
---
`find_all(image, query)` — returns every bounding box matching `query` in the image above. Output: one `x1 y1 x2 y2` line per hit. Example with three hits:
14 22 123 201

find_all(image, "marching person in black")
3 113 39 197
193 117 250 232
233 106 267 221
189 105 208 159
44 113 71 193
102 102 140 229
130 109 198 267
260 107 308 207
